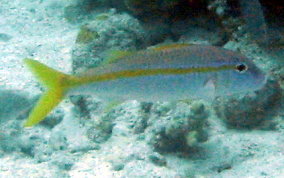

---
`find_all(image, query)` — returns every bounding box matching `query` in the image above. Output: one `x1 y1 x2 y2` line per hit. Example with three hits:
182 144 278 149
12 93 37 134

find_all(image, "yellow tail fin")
23 59 78 127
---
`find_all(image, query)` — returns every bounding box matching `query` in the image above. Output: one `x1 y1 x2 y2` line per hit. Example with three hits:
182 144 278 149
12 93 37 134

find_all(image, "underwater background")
0 0 283 177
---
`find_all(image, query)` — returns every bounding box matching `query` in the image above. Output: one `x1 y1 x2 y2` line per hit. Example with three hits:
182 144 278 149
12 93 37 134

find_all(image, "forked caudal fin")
23 59 79 127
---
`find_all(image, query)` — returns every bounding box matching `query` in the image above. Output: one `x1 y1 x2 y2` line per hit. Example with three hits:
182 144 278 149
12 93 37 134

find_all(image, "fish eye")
235 63 247 73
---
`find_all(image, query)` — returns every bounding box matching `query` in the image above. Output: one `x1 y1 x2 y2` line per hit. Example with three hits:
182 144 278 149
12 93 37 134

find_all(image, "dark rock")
213 79 283 129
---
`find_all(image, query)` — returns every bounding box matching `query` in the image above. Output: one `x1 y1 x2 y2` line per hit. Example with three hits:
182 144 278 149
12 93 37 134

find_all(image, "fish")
23 44 266 127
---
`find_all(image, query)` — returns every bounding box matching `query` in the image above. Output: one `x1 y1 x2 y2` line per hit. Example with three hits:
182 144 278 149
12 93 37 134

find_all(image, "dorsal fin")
103 50 136 65
150 43 192 51
103 44 192 65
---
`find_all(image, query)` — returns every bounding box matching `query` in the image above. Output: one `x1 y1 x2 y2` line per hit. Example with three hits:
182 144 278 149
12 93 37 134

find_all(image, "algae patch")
76 25 99 44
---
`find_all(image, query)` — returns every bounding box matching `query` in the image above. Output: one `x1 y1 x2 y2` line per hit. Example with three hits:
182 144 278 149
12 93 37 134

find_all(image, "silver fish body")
23 45 267 126
70 45 266 101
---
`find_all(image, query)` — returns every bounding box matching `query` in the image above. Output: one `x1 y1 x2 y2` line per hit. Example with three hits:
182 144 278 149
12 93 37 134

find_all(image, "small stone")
112 162 125 171
185 131 198 147
148 152 167 166
0 33 12 42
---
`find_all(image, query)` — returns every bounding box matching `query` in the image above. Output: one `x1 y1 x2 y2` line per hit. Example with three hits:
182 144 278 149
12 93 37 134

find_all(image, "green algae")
95 14 110 21
76 25 99 44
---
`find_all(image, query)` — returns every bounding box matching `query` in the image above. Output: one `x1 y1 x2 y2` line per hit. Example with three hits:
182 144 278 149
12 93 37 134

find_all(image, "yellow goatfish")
23 44 266 127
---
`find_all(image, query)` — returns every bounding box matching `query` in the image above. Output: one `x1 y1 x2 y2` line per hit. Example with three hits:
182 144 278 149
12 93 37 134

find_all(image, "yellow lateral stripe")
79 65 235 84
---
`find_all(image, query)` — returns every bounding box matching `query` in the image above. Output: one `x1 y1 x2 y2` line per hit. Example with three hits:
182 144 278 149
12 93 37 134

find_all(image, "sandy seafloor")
0 0 284 178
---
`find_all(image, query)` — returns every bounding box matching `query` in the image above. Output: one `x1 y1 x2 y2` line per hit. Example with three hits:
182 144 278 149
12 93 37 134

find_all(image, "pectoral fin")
203 79 216 101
